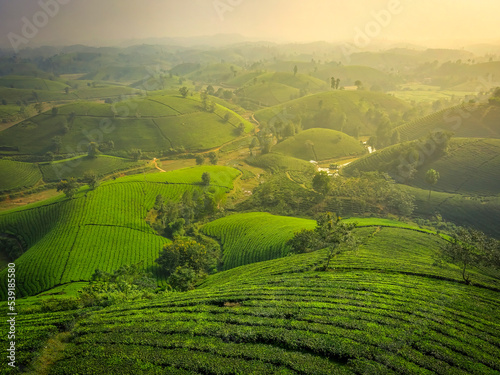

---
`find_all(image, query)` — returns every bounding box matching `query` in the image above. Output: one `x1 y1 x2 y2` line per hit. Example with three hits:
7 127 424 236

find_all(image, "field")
236 82 300 106
0 166 240 298
0 159 42 192
0 94 252 154
272 128 366 161
202 212 317 270
3 226 499 374
246 153 316 174
40 155 146 182
255 90 410 135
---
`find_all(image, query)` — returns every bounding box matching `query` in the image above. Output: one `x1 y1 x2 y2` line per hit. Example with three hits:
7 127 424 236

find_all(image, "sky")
0 0 499 51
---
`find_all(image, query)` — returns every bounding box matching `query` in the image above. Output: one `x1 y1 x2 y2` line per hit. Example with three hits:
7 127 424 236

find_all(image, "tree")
57 178 79 199
179 86 189 98
83 170 100 190
312 171 330 195
64 87 70 95
129 149 142 162
440 227 498 285
51 107 58 116
425 169 440 200
156 239 208 277
201 172 211 186
51 136 62 153
288 213 358 271
354 80 363 90
294 65 298 76
195 154 205 165
305 140 318 161
1 99 7 105
249 137 258 156
331 76 336 89
223 112 231 122
208 152 218 165
236 123 245 136
336 78 340 90
87 142 99 158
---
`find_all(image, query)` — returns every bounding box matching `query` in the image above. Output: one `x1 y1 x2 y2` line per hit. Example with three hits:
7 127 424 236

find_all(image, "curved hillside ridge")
395 102 500 141
25 226 500 374
0 94 252 154
255 90 410 135
344 138 500 197
273 128 366 161
0 166 241 298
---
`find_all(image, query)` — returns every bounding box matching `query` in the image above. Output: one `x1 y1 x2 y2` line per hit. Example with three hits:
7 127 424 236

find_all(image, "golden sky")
1 0 499 49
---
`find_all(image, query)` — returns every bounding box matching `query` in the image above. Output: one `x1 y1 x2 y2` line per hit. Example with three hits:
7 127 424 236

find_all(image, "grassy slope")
0 95 252 154
39 155 146 182
345 138 500 196
273 128 366 161
255 90 410 134
0 166 240 298
395 103 500 142
5 225 499 374
0 160 43 192
236 82 300 106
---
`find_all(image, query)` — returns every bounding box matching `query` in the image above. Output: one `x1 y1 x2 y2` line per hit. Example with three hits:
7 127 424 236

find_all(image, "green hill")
236 82 300 106
0 166 240 298
254 72 328 92
40 155 146 182
395 103 500 141
185 63 244 84
273 128 366 161
313 65 401 91
255 90 410 136
4 224 500 374
0 75 69 91
202 212 317 270
246 153 315 174
0 95 252 155
345 138 500 196
0 159 43 192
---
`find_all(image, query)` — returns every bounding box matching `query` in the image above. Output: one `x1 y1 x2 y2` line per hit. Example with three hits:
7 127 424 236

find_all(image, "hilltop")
255 90 410 136
272 128 366 161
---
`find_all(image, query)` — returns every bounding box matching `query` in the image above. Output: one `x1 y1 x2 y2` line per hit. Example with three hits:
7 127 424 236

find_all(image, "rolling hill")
0 166 240 298
395 103 500 141
255 90 411 136
0 94 253 155
0 159 43 193
272 128 366 161
3 221 500 374
344 138 500 196
235 82 300 106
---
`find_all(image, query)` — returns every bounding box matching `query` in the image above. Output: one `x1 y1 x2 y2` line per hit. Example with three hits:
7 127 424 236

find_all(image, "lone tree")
355 80 363 90
440 227 499 285
57 178 79 199
425 169 440 200
195 154 205 165
83 170 100 190
288 212 358 271
87 142 99 158
201 172 211 186
179 87 189 98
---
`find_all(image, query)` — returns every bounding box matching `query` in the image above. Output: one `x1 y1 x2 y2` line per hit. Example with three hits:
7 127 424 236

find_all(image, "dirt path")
152 158 166 172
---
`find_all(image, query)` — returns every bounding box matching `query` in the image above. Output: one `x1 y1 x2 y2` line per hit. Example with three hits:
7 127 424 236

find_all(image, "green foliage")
82 170 100 190
56 178 79 198
441 227 499 285
201 172 211 186
0 159 42 193
312 171 330 195
195 154 205 165
179 86 189 98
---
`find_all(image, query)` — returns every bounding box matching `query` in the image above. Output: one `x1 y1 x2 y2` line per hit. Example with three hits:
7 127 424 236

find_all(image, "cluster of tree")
330 77 341 90
0 236 24 261
196 152 218 165
440 227 500 285
151 188 220 239
156 236 221 291
56 171 100 198
287 212 359 271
